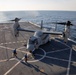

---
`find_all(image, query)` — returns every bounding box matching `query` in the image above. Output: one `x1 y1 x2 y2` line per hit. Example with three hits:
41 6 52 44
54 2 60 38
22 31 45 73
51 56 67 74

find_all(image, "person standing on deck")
12 49 17 57
29 50 35 59
24 53 28 63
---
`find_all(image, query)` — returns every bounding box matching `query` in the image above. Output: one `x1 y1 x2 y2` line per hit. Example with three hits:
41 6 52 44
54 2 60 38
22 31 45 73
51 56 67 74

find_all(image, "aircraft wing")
17 27 62 35
17 27 36 32
42 31 62 35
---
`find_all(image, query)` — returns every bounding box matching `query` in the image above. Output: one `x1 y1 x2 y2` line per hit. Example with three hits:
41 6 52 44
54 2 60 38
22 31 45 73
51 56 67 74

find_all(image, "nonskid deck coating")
0 22 76 75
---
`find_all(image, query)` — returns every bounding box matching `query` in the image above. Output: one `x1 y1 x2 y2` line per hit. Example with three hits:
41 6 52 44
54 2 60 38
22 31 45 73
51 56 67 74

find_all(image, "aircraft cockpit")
27 36 38 51
28 38 37 44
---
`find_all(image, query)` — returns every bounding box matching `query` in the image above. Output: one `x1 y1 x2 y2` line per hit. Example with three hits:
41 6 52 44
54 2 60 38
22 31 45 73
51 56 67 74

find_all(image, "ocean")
0 11 76 41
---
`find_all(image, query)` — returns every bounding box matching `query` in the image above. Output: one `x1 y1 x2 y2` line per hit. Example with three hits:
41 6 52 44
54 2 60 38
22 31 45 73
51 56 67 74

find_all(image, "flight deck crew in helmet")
24 53 28 63
12 49 17 57
29 50 35 59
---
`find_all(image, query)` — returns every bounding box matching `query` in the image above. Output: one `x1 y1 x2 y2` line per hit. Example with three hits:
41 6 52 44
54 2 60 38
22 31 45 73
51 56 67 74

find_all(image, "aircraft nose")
27 44 35 51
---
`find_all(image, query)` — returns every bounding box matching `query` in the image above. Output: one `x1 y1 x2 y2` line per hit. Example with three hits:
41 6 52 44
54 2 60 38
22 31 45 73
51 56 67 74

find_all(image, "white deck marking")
4 57 24 75
37 50 76 63
0 45 46 63
66 48 72 75
55 39 70 48
8 42 12 44
0 41 26 45
55 39 73 75
0 46 13 50
0 43 4 45
46 55 69 62
68 38 76 51
17 48 46 63
0 46 27 54
12 42 16 43
20 41 23 43
0 45 26 52
36 54 69 62
17 50 30 54
46 48 70 54
68 38 76 44
17 46 25 50
17 41 20 43
0 58 15 63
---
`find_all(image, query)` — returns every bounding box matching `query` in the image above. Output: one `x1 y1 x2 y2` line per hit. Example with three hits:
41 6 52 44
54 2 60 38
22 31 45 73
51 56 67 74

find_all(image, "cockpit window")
28 38 38 44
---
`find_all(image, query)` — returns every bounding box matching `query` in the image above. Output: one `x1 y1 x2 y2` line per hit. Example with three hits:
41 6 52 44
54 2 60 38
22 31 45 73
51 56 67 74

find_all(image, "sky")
0 0 76 11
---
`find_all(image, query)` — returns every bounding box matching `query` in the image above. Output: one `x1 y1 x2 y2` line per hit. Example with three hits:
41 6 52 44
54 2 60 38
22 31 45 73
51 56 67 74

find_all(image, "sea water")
0 11 76 41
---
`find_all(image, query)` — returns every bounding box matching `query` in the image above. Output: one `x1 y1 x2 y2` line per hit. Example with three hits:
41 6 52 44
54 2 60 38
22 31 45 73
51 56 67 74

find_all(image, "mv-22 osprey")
11 18 73 53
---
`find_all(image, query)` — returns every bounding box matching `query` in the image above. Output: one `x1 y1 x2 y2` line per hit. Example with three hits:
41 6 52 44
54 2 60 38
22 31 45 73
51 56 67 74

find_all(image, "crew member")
29 50 35 59
12 49 17 57
24 53 28 63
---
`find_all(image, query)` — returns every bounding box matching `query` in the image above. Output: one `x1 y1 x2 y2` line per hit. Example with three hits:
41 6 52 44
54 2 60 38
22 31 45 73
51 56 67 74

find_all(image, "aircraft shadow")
35 39 76 75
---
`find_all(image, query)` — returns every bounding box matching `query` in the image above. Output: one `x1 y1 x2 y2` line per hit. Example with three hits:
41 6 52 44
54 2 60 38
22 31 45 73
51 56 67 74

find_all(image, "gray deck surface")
0 22 76 75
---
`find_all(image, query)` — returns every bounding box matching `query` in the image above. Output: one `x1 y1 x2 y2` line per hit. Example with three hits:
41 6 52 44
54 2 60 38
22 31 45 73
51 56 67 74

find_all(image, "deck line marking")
0 41 26 45
66 48 72 75
12 42 16 43
36 51 76 63
16 48 46 63
46 55 76 63
0 46 13 50
17 41 19 43
8 42 12 44
68 38 76 44
68 38 76 51
0 45 27 54
36 54 69 62
55 39 73 75
0 45 30 55
55 39 70 48
17 46 25 50
4 57 24 75
0 45 26 53
46 48 70 54
20 41 23 42
45 55 69 62
0 58 15 63
0 43 4 44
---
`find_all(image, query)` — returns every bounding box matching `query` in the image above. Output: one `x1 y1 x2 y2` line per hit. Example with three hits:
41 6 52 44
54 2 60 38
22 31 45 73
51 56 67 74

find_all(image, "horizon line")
0 10 76 12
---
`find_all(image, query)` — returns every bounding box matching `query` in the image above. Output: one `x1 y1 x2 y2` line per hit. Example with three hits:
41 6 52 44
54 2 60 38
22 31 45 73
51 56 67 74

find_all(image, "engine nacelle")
13 22 20 37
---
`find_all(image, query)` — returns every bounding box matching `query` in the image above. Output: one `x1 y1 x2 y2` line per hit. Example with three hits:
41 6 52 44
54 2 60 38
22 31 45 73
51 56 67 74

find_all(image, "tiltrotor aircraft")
11 18 73 53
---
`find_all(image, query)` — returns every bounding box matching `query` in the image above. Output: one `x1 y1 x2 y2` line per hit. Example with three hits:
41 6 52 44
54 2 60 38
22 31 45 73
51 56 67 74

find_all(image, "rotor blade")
42 31 62 35
51 22 74 26
17 27 35 32
10 20 15 21
9 18 21 21
52 22 66 25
